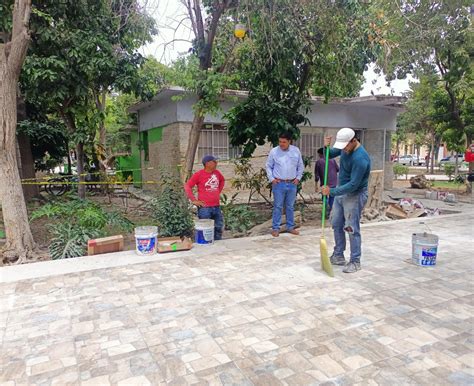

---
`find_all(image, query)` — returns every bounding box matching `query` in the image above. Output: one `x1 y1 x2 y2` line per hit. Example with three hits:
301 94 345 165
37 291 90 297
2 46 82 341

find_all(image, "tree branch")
8 0 31 75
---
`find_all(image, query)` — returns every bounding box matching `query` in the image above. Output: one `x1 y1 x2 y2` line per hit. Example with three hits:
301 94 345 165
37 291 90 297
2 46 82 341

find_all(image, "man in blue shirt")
321 128 371 273
266 132 304 237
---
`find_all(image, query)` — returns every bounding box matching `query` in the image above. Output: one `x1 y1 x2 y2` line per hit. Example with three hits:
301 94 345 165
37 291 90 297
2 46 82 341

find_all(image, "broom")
320 146 334 277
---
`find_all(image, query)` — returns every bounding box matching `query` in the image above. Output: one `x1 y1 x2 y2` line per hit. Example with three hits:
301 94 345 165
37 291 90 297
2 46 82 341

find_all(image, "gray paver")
0 212 473 385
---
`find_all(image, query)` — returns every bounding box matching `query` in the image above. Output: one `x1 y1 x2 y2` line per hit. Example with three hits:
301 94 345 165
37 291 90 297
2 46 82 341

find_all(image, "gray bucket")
412 232 439 266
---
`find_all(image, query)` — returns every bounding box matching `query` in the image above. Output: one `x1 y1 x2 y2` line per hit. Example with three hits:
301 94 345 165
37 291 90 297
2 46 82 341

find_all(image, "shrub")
49 223 101 260
221 193 257 234
443 164 455 181
31 198 134 259
232 158 272 204
148 172 194 238
454 174 466 184
393 164 409 180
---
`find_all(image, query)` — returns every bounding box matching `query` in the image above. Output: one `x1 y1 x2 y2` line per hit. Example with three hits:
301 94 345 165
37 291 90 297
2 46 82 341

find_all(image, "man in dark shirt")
314 147 339 214
321 128 371 274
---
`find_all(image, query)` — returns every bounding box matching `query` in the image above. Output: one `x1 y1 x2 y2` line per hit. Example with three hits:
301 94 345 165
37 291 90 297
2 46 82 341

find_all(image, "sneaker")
288 229 299 235
330 253 346 266
342 261 361 273
271 230 279 237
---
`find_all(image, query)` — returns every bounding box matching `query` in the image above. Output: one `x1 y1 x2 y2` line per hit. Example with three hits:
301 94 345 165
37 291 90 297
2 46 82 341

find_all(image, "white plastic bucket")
412 232 439 266
195 219 214 245
135 226 158 255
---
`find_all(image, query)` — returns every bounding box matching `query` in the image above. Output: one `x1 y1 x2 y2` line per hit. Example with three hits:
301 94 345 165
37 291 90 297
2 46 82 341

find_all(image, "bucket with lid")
194 219 214 245
135 226 158 255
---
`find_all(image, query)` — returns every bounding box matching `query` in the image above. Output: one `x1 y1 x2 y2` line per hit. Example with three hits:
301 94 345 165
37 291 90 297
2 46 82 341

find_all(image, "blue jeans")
330 189 368 263
321 194 335 214
198 206 224 240
272 182 297 230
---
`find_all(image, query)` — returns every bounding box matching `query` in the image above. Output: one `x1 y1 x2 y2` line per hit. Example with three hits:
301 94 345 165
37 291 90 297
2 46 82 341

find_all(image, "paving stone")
0 213 472 385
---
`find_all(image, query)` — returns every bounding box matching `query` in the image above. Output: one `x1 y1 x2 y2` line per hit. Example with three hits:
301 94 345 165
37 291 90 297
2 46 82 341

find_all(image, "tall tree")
0 0 37 263
21 0 156 198
226 0 379 155
377 0 473 167
180 0 238 181
398 75 443 173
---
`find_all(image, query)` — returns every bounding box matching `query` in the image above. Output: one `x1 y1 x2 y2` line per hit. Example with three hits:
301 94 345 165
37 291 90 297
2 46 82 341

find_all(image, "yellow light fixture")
234 24 246 39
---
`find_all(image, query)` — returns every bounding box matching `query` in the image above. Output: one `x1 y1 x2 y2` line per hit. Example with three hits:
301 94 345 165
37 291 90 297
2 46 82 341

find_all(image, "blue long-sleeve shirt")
266 145 304 182
327 145 371 196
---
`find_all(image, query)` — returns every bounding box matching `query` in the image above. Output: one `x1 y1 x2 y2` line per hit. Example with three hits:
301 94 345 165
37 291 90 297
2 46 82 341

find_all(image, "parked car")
439 154 466 169
411 155 426 166
397 155 414 166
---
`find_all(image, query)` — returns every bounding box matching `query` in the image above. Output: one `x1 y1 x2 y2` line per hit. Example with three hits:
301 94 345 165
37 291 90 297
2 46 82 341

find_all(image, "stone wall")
142 123 183 187
361 129 393 190
141 124 392 195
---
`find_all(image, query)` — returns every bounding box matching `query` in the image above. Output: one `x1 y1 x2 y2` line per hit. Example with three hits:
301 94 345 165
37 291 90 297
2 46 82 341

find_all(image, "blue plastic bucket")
135 226 158 255
195 219 214 245
412 233 439 266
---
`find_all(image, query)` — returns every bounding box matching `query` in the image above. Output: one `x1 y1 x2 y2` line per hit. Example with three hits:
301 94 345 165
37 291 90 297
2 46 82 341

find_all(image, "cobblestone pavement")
1 213 473 385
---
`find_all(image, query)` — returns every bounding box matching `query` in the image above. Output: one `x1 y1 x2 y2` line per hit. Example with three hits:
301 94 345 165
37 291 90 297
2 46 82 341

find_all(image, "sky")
140 0 414 97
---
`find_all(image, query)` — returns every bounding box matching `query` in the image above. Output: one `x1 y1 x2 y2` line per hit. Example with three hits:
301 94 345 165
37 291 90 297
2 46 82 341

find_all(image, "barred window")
198 124 242 160
294 132 324 160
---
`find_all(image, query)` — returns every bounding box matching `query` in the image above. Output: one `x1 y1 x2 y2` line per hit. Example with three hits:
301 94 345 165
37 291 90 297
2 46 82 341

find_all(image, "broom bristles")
320 237 334 277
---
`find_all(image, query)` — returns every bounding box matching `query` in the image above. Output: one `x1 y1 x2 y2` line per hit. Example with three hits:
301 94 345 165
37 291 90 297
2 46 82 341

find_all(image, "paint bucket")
412 232 439 266
135 226 158 255
195 219 214 245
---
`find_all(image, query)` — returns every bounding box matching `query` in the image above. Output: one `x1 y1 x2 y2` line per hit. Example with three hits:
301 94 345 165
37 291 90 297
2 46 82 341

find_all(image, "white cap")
333 127 356 149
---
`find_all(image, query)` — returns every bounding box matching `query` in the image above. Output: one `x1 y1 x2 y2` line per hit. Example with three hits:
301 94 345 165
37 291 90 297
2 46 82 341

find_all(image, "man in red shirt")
184 155 225 240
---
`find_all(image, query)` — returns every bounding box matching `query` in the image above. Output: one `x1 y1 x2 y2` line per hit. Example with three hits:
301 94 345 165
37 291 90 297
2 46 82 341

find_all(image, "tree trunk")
430 133 435 174
66 141 72 174
76 142 86 199
0 78 36 263
0 0 37 263
17 133 38 200
182 104 205 182
95 89 107 171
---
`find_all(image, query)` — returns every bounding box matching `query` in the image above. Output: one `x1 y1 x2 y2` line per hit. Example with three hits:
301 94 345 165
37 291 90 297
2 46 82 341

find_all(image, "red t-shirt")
184 169 225 207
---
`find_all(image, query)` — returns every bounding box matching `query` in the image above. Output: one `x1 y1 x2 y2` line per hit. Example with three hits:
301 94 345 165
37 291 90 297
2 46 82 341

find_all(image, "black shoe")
330 253 346 266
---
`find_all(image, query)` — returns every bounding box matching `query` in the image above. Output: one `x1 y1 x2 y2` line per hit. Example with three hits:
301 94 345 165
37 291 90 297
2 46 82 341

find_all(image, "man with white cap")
321 128 371 273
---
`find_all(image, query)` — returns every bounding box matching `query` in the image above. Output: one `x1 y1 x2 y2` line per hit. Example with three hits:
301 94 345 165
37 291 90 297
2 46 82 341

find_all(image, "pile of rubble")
362 206 391 223
385 198 440 220
410 174 431 189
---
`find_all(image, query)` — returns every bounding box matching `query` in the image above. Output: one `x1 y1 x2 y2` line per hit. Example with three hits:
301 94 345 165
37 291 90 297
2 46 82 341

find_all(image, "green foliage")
220 193 257 234
443 164 455 181
148 172 194 238
135 56 176 101
171 55 236 115
379 0 472 148
49 223 101 260
232 158 271 204
454 174 466 184
19 0 157 195
226 0 379 156
17 117 68 171
393 164 409 180
31 198 134 259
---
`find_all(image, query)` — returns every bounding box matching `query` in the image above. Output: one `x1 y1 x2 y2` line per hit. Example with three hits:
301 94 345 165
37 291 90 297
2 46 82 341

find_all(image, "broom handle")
321 145 330 237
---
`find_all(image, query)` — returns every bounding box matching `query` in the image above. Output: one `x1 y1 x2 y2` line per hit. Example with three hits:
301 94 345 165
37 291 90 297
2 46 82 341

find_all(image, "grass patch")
431 181 464 189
